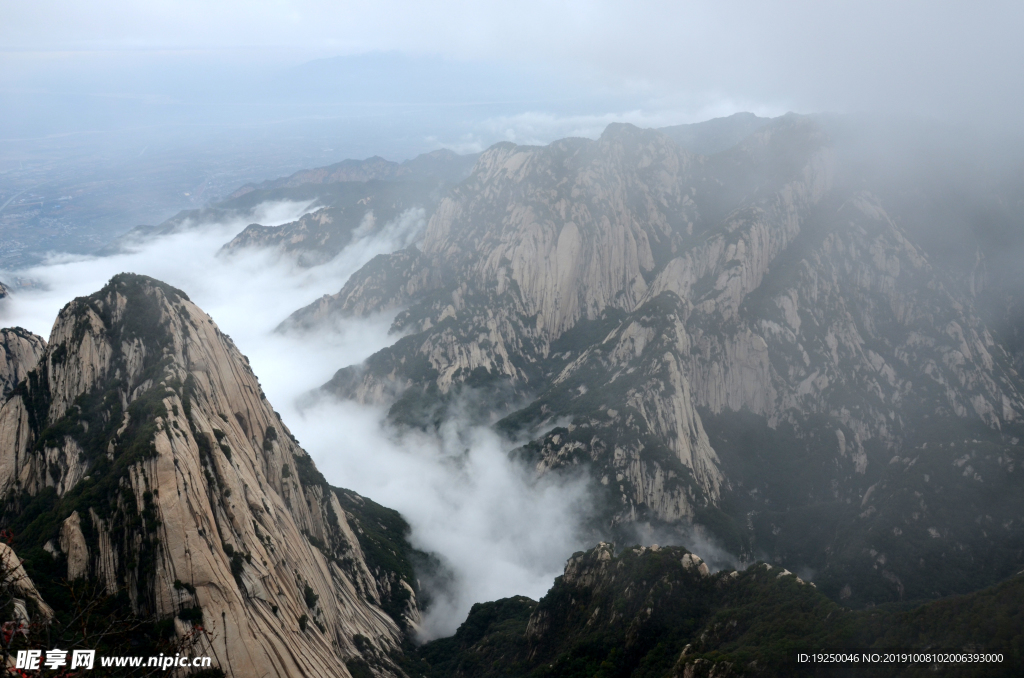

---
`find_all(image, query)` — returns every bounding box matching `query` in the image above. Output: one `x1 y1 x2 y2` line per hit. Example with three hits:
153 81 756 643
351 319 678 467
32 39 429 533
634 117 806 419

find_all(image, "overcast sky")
3 1 1023 156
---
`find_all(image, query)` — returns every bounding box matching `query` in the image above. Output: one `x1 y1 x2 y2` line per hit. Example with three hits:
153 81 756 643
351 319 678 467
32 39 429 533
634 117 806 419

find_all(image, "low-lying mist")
299 398 592 639
0 201 593 640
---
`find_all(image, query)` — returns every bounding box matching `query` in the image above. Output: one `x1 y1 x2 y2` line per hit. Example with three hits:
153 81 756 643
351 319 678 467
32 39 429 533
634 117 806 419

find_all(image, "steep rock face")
0 327 46 398
312 121 737 423
313 117 852 522
299 121 710 343
506 140 1024 602
286 249 433 330
303 116 1024 606
0 274 420 678
639 188 1024 448
509 293 723 523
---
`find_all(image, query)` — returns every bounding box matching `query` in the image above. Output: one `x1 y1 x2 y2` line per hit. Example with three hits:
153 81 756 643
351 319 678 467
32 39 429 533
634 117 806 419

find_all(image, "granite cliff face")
0 274 420 677
303 115 1024 606
0 327 46 398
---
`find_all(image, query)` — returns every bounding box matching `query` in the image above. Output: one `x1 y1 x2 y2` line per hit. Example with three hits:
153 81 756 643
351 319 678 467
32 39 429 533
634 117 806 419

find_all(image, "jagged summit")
298 115 1024 609
0 273 420 677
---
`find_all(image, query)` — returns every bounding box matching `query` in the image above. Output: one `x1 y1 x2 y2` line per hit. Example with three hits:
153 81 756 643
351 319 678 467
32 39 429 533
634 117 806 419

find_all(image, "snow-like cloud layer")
0 201 592 640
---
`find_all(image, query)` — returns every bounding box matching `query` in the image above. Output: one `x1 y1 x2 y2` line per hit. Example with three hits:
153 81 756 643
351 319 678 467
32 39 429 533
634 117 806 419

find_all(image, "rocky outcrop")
285 248 434 330
316 121 720 422
411 542 1024 677
311 115 1024 540
0 542 54 624
408 543 823 677
221 180 434 267
302 115 1024 606
59 511 89 580
511 293 724 523
0 274 421 677
0 327 46 398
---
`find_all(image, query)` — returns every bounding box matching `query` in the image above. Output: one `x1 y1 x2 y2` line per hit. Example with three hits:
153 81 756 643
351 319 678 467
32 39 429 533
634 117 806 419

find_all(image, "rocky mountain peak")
295 117 1024 609
0 273 421 677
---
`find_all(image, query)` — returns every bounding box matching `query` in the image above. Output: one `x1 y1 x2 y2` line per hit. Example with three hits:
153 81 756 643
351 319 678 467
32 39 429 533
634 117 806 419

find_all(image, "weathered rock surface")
0 327 46 398
0 542 54 623
0 274 420 677
307 115 1024 605
315 116 1022 508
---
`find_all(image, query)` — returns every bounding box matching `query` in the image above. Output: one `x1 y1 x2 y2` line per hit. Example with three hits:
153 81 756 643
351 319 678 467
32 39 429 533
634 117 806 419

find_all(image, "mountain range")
298 114 1024 608
1 112 1023 676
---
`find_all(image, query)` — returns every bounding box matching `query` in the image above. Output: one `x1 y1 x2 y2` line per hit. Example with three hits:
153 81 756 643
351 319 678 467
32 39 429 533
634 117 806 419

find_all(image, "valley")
1 113 1023 676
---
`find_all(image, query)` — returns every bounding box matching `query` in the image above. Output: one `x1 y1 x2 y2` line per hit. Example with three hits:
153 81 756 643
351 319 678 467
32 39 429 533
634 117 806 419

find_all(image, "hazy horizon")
5 1 1024 268
3 1 1024 648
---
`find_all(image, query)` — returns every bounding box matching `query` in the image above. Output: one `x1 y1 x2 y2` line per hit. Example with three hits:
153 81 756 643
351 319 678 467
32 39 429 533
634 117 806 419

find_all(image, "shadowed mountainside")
408 542 1024 678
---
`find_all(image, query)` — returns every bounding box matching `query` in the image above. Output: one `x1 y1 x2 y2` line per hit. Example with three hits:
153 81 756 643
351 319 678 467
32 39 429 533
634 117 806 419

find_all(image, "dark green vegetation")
704 409 1024 610
0 580 214 677
3 274 188 616
334 487 429 630
409 596 537 677
410 544 1024 678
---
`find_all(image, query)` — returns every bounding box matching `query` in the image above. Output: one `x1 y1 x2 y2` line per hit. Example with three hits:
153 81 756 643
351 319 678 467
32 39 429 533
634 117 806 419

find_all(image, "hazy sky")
4 0 1023 142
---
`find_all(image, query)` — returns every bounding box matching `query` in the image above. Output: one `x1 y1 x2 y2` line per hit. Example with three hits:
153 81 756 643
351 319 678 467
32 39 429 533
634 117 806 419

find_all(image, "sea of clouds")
0 201 592 639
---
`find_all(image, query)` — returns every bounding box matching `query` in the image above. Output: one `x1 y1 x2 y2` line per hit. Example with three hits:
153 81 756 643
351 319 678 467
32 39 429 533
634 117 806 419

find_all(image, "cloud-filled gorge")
0 201 594 640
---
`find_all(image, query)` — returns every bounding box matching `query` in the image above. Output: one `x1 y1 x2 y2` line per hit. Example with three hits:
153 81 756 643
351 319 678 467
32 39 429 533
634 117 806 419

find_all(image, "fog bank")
0 201 593 639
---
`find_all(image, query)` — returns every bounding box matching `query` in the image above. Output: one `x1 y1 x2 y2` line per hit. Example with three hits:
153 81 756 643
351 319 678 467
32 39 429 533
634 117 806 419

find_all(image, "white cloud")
299 398 592 640
0 200 593 640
